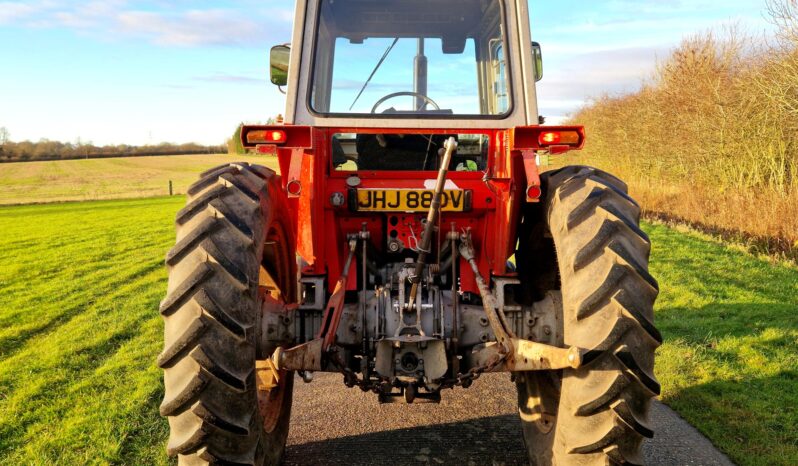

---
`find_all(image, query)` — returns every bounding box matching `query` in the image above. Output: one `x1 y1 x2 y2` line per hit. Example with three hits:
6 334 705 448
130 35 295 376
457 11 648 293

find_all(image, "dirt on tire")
158 163 294 465
516 166 662 465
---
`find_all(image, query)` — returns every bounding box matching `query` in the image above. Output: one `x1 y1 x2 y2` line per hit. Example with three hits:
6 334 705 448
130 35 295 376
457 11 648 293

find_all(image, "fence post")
169 180 173 196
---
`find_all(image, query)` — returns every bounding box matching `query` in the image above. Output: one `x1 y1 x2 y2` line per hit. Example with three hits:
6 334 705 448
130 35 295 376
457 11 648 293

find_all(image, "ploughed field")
0 196 796 465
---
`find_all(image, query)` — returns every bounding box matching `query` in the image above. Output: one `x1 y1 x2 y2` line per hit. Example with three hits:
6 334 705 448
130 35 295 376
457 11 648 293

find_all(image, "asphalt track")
285 373 735 466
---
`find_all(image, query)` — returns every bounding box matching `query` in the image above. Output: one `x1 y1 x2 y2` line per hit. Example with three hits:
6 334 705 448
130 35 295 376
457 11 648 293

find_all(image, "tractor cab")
264 0 549 173
304 0 512 118
273 0 541 127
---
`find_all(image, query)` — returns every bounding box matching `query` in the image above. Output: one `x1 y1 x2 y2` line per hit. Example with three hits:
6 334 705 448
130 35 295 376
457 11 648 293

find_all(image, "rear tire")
159 163 297 465
516 166 662 465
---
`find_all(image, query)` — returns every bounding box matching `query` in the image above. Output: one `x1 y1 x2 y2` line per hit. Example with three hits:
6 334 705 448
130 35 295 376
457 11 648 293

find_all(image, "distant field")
0 154 277 205
0 198 795 464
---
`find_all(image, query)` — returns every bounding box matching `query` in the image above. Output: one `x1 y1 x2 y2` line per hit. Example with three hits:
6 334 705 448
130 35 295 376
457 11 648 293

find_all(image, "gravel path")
285 373 735 466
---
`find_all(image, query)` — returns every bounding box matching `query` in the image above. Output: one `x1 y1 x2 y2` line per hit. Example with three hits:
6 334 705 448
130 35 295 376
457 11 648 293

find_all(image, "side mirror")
270 45 290 87
532 42 543 82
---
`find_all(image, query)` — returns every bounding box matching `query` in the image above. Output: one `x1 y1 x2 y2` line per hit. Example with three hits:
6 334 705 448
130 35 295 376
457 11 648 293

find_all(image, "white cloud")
193 73 262 85
0 1 56 24
532 0 772 120
535 45 668 119
116 9 257 46
0 1 294 47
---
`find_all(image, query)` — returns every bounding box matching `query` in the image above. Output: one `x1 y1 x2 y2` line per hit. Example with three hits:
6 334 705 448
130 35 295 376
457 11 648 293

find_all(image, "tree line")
0 128 225 163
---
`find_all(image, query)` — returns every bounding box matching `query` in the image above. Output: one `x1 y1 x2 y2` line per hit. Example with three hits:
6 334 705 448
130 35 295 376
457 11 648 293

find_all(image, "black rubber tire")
516 166 662 465
159 162 296 465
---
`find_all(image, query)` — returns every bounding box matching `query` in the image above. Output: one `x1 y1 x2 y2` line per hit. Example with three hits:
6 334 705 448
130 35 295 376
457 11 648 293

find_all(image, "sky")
0 0 772 146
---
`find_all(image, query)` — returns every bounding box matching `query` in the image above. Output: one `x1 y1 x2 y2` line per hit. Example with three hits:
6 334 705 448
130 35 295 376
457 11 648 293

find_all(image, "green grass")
652 222 798 465
0 199 795 465
0 155 276 205
0 197 182 464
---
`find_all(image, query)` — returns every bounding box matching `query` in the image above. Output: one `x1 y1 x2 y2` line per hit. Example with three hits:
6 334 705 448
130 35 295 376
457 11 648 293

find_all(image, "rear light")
538 130 580 147
247 130 287 144
539 132 560 145
240 125 312 149
286 180 302 196
511 126 585 153
526 185 542 201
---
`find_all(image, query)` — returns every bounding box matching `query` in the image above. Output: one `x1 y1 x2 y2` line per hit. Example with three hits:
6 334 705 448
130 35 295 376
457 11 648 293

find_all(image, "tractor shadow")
285 413 528 466
284 394 740 466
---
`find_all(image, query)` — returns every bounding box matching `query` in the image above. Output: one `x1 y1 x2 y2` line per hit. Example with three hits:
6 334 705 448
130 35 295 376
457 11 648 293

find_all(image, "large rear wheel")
516 166 662 465
159 163 297 465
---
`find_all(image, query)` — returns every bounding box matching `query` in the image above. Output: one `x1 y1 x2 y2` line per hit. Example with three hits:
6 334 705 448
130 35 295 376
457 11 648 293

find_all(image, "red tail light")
526 185 542 201
286 180 302 196
538 130 580 147
511 126 586 153
247 130 287 144
240 125 312 150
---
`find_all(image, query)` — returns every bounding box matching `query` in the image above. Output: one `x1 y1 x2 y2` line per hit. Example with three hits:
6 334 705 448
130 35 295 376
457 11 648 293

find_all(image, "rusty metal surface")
505 338 581 371
256 359 280 391
285 373 736 466
460 234 580 374
472 339 582 372
275 338 323 372
255 359 287 433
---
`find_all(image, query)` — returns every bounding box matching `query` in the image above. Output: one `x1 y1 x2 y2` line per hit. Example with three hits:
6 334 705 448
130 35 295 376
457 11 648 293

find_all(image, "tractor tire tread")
161 163 291 465
517 166 660 466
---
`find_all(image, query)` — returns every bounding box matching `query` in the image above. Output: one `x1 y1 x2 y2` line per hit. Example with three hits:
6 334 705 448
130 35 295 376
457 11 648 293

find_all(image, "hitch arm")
459 231 584 372
275 230 368 372
317 237 358 351
472 337 583 372
458 232 514 355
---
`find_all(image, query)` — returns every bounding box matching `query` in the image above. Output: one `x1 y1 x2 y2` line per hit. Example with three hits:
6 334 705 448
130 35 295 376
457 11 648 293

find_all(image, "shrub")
568 1 798 258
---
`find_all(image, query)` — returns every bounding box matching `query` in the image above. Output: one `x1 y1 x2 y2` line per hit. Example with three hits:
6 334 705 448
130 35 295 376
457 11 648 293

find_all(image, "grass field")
0 197 795 465
0 155 277 205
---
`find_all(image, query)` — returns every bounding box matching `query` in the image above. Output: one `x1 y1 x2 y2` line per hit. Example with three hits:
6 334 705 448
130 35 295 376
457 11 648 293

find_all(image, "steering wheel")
371 91 441 114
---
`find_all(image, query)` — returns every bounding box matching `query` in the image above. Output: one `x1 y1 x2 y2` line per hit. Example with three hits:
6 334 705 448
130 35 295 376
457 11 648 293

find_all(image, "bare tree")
0 127 9 146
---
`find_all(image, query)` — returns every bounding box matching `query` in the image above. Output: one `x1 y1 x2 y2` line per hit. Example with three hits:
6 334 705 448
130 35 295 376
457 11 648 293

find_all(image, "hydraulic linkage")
407 136 457 311
271 136 585 379
458 232 584 372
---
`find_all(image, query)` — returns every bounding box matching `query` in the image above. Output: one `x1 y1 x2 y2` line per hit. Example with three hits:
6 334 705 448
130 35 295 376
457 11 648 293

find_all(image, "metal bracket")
317 236 359 351
256 358 281 391
493 277 522 314
472 338 583 372
521 149 542 202
273 338 323 372
299 276 326 310
393 267 426 338
286 148 304 198
459 230 583 372
273 229 370 373
458 231 513 355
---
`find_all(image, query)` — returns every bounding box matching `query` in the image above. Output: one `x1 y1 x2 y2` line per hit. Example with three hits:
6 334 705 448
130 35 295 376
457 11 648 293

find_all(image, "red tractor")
159 1 660 464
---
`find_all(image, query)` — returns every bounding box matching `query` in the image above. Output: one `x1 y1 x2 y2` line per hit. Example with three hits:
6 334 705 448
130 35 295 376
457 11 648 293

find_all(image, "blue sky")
0 0 771 146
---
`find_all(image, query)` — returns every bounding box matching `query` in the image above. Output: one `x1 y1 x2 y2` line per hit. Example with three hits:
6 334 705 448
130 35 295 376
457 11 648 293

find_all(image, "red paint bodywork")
242 125 584 295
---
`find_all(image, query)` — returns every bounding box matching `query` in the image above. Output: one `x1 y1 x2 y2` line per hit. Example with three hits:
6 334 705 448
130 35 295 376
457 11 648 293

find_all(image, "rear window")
309 0 511 118
332 133 488 172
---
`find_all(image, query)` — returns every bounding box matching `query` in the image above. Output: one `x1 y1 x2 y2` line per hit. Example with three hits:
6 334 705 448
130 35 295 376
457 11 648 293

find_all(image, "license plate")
354 189 469 212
